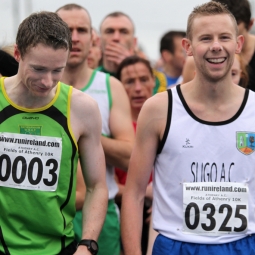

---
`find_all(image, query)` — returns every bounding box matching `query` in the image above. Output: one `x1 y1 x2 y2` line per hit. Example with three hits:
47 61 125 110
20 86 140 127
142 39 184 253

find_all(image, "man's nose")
72 30 79 42
112 31 120 42
41 72 52 87
210 41 223 52
134 80 142 91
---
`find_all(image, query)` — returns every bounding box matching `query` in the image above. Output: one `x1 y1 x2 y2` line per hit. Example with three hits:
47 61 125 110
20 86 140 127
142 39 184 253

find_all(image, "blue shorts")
152 234 255 255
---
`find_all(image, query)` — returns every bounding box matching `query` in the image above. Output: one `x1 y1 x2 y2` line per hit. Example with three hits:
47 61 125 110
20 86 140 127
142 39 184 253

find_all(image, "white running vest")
153 85 255 244
81 70 118 199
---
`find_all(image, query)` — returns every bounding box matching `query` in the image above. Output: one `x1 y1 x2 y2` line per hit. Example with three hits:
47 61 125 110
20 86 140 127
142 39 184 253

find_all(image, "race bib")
0 132 62 191
183 182 248 236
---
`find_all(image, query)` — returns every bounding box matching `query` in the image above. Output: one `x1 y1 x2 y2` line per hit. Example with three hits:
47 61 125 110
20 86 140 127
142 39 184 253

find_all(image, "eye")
125 78 134 85
78 28 88 34
221 35 231 41
33 67 45 72
201 37 210 41
53 69 62 73
120 29 129 35
104 28 114 34
140 76 149 83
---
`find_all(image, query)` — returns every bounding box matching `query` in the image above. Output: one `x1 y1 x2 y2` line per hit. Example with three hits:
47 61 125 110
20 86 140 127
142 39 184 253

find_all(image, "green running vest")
0 78 79 255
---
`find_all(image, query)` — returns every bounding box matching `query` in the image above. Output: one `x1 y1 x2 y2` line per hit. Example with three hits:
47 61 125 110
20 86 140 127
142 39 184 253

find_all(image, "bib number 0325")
183 182 248 236
185 202 247 233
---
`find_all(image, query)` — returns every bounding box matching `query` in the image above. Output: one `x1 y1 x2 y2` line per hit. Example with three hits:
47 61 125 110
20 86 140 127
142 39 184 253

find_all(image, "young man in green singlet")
56 4 135 255
0 11 108 255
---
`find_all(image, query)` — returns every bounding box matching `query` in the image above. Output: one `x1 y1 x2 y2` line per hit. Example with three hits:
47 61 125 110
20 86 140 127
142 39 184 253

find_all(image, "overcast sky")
1 0 255 61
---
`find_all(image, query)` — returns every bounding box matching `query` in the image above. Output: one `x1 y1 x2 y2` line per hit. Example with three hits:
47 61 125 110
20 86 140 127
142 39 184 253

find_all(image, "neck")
181 73 245 122
131 108 141 122
62 61 93 90
163 62 182 78
4 75 57 108
190 73 234 103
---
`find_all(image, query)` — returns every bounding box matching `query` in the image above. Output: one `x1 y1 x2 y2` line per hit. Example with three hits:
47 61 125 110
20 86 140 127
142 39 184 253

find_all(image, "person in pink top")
115 55 155 254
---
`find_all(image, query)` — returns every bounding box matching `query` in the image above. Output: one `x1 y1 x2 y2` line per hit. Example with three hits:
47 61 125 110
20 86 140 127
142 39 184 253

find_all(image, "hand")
104 42 133 65
73 245 92 255
145 183 153 201
145 206 152 224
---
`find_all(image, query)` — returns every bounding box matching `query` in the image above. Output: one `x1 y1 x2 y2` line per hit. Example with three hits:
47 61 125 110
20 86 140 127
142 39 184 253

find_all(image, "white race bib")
0 132 62 191
183 182 248 236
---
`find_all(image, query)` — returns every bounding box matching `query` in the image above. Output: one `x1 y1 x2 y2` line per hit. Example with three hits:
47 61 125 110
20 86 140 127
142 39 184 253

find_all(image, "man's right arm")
121 92 168 255
71 89 108 255
101 76 135 171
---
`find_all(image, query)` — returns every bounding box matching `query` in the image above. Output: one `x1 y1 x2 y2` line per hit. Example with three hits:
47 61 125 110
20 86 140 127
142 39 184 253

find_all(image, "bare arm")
114 173 125 204
121 92 167 255
71 89 108 255
75 161 86 211
101 76 135 171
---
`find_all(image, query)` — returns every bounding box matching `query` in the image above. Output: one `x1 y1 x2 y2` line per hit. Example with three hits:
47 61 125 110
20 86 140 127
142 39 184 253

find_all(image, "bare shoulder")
70 87 101 140
142 91 169 115
137 91 169 137
109 76 127 96
108 76 130 110
71 87 99 115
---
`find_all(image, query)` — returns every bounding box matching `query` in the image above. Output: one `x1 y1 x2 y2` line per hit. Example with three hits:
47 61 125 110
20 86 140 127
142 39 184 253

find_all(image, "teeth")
207 58 225 63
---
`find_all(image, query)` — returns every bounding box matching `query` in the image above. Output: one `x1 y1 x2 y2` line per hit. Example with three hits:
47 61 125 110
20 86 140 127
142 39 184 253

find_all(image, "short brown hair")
116 55 153 81
16 11 72 58
186 1 238 40
212 0 251 30
160 31 186 54
56 3 84 12
100 11 135 34
56 3 92 25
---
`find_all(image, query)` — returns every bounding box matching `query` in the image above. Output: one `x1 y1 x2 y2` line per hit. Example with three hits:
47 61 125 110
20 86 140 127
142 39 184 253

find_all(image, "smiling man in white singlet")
121 2 255 255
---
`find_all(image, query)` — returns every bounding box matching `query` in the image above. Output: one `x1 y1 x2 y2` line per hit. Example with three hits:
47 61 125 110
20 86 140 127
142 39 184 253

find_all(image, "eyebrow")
30 64 65 69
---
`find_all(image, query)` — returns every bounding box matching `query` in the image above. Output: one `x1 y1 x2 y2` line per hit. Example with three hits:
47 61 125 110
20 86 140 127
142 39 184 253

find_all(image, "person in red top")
115 55 155 254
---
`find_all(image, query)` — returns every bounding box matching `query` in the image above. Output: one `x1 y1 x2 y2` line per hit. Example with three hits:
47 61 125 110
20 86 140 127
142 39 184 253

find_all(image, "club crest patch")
236 132 255 155
19 126 42 135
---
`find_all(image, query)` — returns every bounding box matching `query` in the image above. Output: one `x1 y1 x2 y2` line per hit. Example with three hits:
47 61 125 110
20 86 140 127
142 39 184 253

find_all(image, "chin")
132 104 143 110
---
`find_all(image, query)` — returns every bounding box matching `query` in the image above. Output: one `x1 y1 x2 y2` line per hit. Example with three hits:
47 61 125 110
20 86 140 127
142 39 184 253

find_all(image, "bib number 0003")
183 182 248 236
0 154 58 186
0 133 62 191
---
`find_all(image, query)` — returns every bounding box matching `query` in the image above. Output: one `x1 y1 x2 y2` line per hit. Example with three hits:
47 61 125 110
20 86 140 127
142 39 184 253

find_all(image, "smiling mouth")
207 58 226 64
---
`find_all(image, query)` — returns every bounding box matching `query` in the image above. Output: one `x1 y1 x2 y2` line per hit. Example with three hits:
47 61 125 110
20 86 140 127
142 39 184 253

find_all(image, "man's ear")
248 18 254 32
161 50 171 63
14 45 21 62
133 37 137 50
96 36 101 47
235 35 244 54
182 38 193 56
